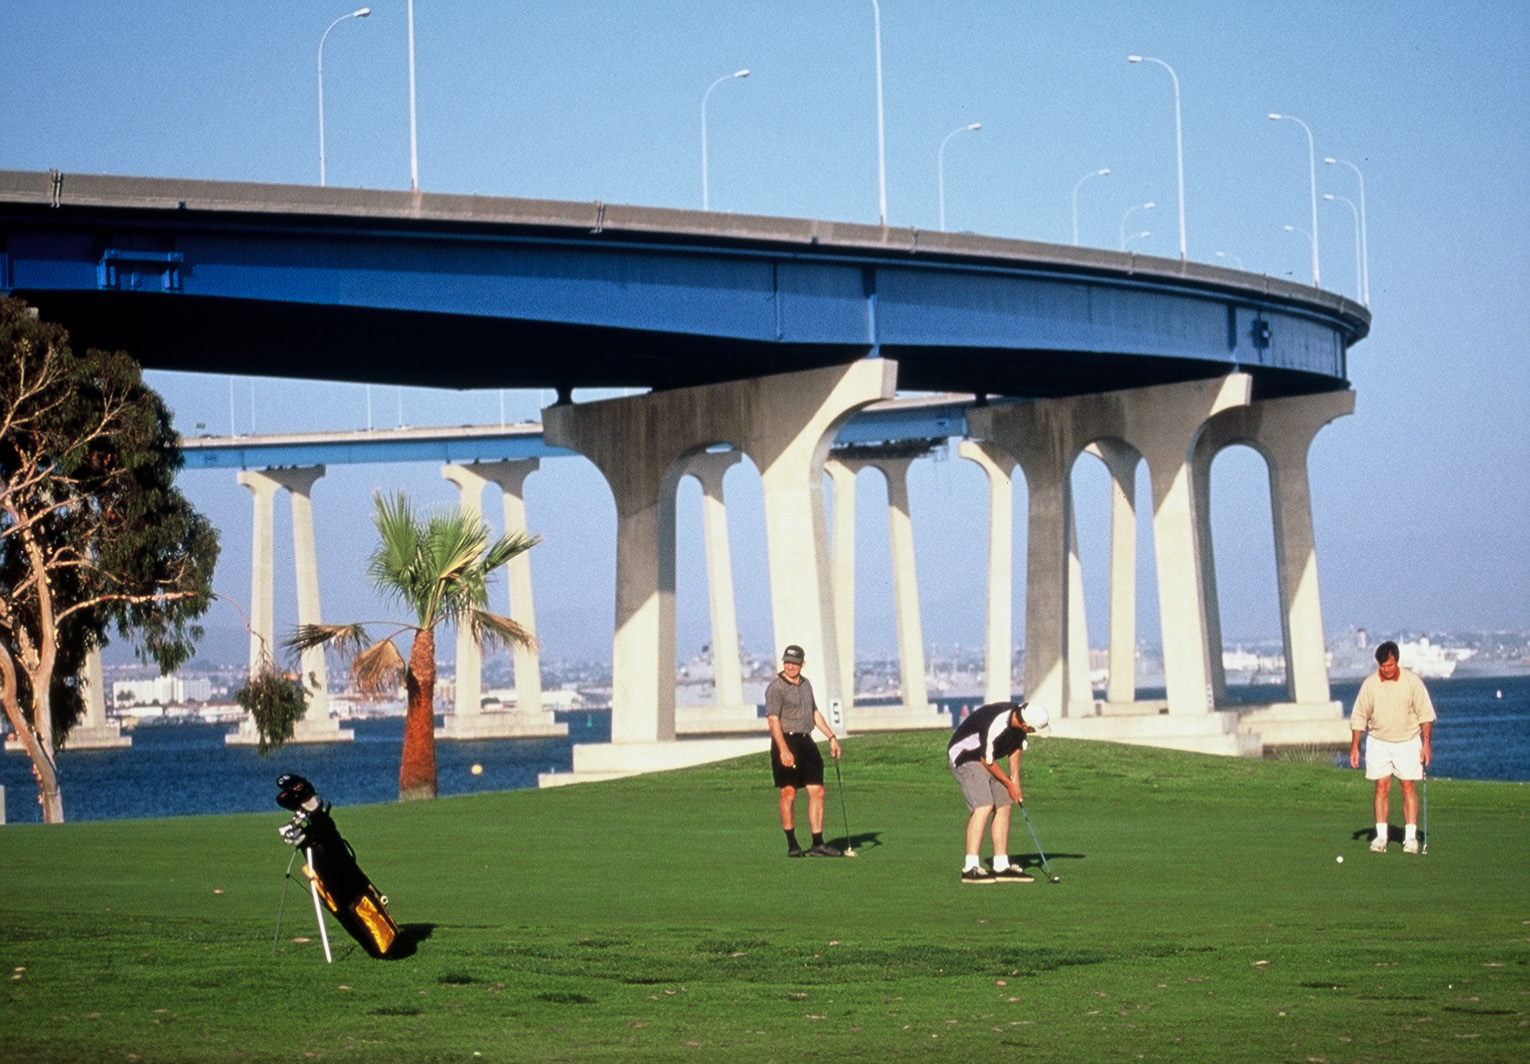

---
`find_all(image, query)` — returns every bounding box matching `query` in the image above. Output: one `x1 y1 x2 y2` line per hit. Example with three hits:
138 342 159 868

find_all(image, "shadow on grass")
387 922 435 959
830 831 883 854
1349 825 1429 846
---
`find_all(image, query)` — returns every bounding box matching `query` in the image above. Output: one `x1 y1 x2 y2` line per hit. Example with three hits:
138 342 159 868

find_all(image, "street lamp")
701 69 750 211
1120 201 1155 251
406 0 419 190
937 122 981 232
1215 251 1244 270
1128 56 1186 260
870 0 888 226
1324 194 1364 304
1269 113 1320 286
1071 167 1109 246
317 7 371 187
1325 156 1369 305
1124 230 1152 251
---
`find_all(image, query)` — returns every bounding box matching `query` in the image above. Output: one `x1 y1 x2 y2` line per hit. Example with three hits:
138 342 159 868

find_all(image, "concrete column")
236 470 281 675
64 647 131 749
1194 390 1355 707
230 466 349 745
439 461 563 741
958 440 1016 705
441 465 490 726
1085 440 1143 706
542 361 894 762
971 375 1250 718
677 450 746 712
824 461 859 711
1066 508 1093 715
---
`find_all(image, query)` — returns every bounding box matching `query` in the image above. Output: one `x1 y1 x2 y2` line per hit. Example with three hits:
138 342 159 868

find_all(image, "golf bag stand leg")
306 847 334 963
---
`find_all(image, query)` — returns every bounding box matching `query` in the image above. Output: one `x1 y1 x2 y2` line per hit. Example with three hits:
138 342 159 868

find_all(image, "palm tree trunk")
398 628 438 801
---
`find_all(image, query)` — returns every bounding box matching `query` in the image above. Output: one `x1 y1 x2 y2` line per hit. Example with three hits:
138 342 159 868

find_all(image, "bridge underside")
25 290 1344 402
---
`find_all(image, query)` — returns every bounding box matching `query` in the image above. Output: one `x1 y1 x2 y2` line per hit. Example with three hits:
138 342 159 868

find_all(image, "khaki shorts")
1365 734 1425 781
952 760 1014 811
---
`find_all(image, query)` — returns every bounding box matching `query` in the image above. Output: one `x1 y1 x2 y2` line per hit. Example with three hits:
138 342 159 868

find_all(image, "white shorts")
1365 734 1424 781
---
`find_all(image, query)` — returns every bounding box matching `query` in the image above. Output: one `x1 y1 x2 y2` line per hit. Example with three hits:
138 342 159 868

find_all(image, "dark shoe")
787 845 806 858
961 867 996 884
809 843 843 857
992 866 1036 883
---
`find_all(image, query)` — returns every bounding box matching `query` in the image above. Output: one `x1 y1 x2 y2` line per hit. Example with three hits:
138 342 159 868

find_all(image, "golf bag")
276 774 399 959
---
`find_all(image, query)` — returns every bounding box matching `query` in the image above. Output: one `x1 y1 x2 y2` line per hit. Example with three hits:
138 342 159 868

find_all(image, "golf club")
1019 803 1061 883
832 756 857 857
1421 771 1429 855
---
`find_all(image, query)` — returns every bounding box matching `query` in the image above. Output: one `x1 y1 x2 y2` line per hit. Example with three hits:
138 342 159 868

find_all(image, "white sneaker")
1369 836 1388 853
1402 838 1419 854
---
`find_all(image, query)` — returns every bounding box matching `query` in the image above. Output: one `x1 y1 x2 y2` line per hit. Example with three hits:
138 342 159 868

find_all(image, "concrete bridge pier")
972 375 1259 755
1085 439 1146 710
538 361 895 786
673 449 762 735
49 648 131 750
957 440 1018 706
1192 390 1356 747
825 453 947 731
228 466 350 745
438 461 566 741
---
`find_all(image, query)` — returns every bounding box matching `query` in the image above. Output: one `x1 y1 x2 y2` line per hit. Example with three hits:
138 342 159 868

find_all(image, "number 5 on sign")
828 698 844 733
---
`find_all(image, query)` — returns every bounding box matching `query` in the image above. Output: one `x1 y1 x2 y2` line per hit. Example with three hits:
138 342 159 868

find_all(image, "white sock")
993 855 1011 872
964 854 981 872
1404 824 1416 841
1376 822 1388 842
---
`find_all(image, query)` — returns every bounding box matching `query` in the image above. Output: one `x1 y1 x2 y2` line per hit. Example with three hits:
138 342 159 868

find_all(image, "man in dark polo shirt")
947 700 1049 883
766 644 843 857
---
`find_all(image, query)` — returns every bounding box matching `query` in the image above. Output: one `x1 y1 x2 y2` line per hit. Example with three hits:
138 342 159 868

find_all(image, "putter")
1421 772 1429 855
1019 803 1061 883
832 757 857 857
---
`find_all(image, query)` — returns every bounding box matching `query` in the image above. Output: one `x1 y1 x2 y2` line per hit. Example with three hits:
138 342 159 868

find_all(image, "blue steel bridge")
0 170 1371 778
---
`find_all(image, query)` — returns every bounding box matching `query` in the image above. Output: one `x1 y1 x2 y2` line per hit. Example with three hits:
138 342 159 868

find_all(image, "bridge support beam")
957 441 1018 706
971 375 1252 734
1084 439 1146 709
228 466 350 745
438 461 566 740
824 454 946 731
1193 390 1355 747
673 451 759 734
540 361 895 783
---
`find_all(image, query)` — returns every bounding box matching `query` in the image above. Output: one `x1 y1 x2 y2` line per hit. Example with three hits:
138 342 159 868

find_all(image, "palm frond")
468 609 538 654
352 637 406 696
285 622 370 656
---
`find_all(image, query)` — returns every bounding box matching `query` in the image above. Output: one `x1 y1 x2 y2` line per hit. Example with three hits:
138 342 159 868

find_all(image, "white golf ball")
470 764 483 776
1335 855 1344 863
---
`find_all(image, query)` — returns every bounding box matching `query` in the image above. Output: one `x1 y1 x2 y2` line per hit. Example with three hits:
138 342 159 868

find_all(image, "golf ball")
470 764 483 776
1336 855 1344 863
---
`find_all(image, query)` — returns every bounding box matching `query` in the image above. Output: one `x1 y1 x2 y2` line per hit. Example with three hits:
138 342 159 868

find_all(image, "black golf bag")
276 774 399 959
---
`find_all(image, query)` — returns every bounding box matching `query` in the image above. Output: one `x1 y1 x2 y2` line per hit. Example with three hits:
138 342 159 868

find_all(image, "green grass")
2 733 1527 1062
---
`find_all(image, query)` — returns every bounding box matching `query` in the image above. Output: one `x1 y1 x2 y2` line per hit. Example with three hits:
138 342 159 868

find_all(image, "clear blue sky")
3 1 1527 665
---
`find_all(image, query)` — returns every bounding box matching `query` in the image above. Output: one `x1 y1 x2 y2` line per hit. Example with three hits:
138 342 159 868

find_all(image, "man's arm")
811 709 842 761
982 756 1022 804
1349 729 1364 770
767 712 794 768
1420 720 1432 767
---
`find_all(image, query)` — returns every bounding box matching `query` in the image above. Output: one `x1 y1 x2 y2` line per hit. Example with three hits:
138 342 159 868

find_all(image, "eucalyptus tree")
0 299 218 822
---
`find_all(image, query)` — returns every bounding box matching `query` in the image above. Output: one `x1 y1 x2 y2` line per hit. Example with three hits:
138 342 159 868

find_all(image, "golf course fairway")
2 732 1526 1062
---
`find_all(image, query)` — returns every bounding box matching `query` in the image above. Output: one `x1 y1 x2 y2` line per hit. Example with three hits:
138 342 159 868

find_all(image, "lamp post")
701 69 750 211
1119 201 1155 251
1269 113 1320 286
317 7 371 187
1325 156 1369 305
870 0 888 226
1127 56 1186 260
1324 194 1364 303
937 122 981 232
1215 251 1244 270
406 0 419 191
1071 167 1109 246
1124 230 1151 251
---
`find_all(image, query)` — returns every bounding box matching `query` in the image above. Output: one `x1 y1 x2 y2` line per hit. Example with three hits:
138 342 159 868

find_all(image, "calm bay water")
3 675 1525 825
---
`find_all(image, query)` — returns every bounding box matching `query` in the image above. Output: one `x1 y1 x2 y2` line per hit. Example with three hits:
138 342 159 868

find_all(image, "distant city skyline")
4 1 1526 667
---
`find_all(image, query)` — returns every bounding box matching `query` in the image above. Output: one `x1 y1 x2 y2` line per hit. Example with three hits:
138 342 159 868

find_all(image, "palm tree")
289 492 539 801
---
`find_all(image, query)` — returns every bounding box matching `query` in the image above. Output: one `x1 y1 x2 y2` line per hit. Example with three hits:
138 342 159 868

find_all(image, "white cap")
1022 702 1050 730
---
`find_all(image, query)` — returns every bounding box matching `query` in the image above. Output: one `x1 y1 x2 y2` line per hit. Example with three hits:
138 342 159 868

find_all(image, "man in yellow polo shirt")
1348 640 1436 854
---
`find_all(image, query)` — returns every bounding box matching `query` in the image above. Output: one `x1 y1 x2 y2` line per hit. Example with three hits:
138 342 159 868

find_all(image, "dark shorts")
771 732 825 790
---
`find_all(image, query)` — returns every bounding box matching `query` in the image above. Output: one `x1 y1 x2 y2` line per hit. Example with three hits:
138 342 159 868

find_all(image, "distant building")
112 675 213 707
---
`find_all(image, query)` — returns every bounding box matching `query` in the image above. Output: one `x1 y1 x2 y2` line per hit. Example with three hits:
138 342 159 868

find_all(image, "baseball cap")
1020 701 1050 730
782 645 805 664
